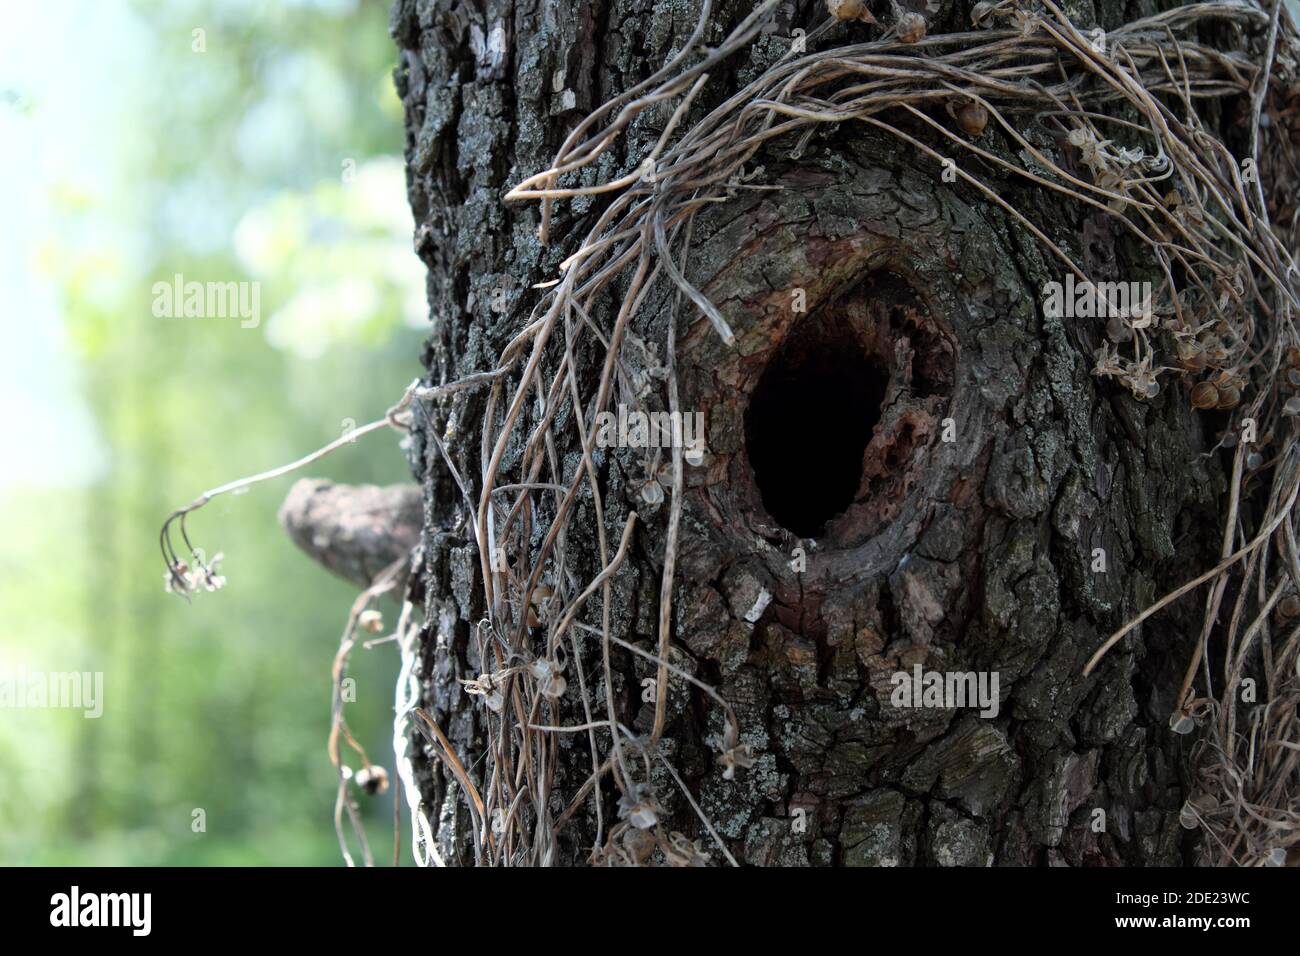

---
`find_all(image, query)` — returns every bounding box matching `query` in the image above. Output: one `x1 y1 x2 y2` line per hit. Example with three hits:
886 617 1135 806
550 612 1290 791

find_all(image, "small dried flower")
897 12 926 43
461 673 507 713
1083 138 1114 173
709 719 756 780
1113 145 1146 167
718 743 756 780
662 831 710 867
359 609 384 634
1012 8 1039 36
194 554 227 592
618 785 662 829
527 657 567 699
1122 355 1160 400
354 765 389 796
164 553 227 596
1093 341 1123 379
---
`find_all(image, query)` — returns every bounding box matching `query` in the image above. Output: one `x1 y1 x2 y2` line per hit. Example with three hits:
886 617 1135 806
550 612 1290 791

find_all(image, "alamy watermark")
50 886 150 936
1042 274 1153 321
0 666 103 718
889 664 1000 718
152 273 261 328
594 404 705 456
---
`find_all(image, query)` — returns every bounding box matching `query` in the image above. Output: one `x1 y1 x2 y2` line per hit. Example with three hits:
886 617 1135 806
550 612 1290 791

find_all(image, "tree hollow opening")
745 324 887 538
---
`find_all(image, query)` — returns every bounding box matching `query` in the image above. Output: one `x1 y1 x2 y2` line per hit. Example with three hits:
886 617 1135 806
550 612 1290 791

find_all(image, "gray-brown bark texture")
391 0 1234 865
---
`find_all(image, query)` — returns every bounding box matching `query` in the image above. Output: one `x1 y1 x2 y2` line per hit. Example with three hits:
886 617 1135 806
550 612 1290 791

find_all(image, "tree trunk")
389 0 1264 866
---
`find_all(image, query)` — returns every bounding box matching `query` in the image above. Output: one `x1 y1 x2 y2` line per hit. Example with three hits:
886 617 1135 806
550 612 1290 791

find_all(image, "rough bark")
391 0 1232 865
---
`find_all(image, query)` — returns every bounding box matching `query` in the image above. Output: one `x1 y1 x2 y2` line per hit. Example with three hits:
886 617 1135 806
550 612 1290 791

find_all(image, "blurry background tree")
0 0 423 864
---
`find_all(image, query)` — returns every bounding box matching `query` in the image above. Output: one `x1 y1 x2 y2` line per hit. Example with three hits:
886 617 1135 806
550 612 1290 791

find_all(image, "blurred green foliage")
0 0 427 864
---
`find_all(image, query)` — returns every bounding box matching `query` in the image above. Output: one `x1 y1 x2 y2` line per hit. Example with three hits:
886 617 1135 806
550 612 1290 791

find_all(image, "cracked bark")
392 0 1229 865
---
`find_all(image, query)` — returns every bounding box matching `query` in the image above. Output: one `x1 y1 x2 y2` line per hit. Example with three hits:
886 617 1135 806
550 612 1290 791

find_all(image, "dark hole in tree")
745 324 887 538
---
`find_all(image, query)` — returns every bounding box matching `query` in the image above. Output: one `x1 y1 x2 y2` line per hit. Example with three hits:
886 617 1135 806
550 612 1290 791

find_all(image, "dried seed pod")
359 609 384 634
1169 711 1196 735
1189 381 1219 409
1246 450 1264 471
529 657 568 699
1178 793 1218 830
1215 385 1241 410
640 479 664 505
897 12 926 43
1287 345 1300 367
526 585 555 627
971 1 996 28
1176 339 1205 370
826 0 877 23
955 101 988 137
1287 368 1300 389
355 765 389 796
622 825 655 864
1284 396 1300 416
1276 594 1300 621
1106 315 1133 343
